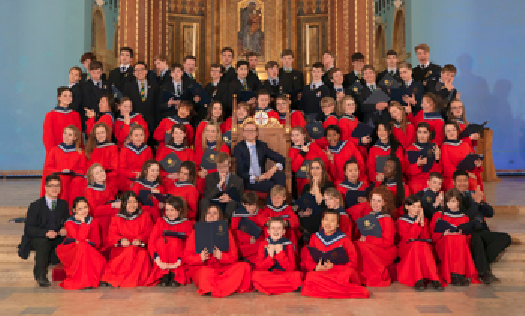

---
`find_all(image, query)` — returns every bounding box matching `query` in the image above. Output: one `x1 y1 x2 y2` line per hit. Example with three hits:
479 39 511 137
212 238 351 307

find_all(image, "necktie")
249 144 261 177
51 200 56 212
177 84 181 95
98 81 102 89
87 73 91 80
243 81 247 91
371 85 375 92
140 83 146 101
221 182 226 191
121 66 126 73
390 70 394 76
271 79 276 86
337 88 343 92
286 68 291 74
358 73 361 79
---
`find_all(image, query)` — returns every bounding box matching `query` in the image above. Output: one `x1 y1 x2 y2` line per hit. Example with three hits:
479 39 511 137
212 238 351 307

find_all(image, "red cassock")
396 215 440 287
405 142 442 194
101 210 153 287
315 114 339 149
184 230 252 298
441 140 481 191
278 110 306 129
156 144 194 182
56 216 106 290
85 113 114 136
154 117 194 150
194 143 230 194
338 115 359 143
431 211 479 285
392 123 415 150
86 142 119 192
114 113 150 148
251 238 302 295
41 144 86 204
131 179 165 222
289 142 331 193
230 209 263 264
147 217 194 285
408 111 445 146
118 144 153 192
257 205 300 250
42 107 82 152
457 120 478 149
300 229 369 299
339 181 370 240
84 183 118 250
164 181 199 220
366 143 404 183
335 208 354 240
328 141 366 183
355 211 397 287
194 119 232 154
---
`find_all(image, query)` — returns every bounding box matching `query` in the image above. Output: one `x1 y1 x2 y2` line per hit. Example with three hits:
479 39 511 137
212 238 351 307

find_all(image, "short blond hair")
415 43 430 53
270 185 286 198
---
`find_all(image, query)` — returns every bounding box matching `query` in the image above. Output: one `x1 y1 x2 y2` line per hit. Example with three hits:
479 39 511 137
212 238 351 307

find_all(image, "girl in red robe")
195 122 230 194
156 124 194 184
154 101 194 150
114 98 149 148
289 127 331 194
431 189 479 286
118 125 153 192
41 125 86 203
252 217 302 295
184 205 252 297
84 122 119 192
84 164 119 251
405 122 442 194
300 210 369 299
354 186 397 287
194 101 231 154
366 123 404 184
164 161 200 220
325 125 366 183
338 160 370 223
389 101 415 150
441 121 482 191
336 96 360 144
314 97 339 149
148 196 194 286
43 87 82 152
448 98 479 149
276 95 306 128
323 188 354 238
379 157 410 219
100 191 153 287
130 159 165 223
407 93 445 146
85 95 115 136
56 197 106 290
231 192 262 265
397 195 443 291
253 91 280 120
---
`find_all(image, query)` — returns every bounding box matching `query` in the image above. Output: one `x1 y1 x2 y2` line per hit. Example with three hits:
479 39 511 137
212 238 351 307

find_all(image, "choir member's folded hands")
46 230 58 239
123 112 131 125
132 239 142 246
274 244 283 254
473 186 484 204
250 236 256 244
267 244 275 258
168 98 180 108
301 144 310 152
359 236 366 242
433 192 444 208
416 155 427 167
433 144 440 160
200 248 210 262
299 208 313 218
120 238 130 247
474 159 482 168
403 105 412 114
402 93 416 106
213 246 222 260
169 261 181 269
155 257 167 270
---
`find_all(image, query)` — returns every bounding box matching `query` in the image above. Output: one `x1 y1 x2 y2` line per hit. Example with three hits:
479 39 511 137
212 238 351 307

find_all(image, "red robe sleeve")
430 212 443 243
441 145 456 179
85 117 96 135
254 241 275 271
397 219 424 242
184 230 205 266
153 119 169 143
342 237 358 269
87 221 101 248
289 149 304 173
43 148 60 174
274 244 296 271
147 221 163 259
285 209 300 230
42 113 55 152
194 122 207 154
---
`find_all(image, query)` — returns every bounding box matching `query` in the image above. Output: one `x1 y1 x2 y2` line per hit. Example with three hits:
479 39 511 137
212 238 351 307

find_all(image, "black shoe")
414 279 426 291
99 281 112 287
451 274 460 286
458 275 469 286
36 276 51 287
489 272 500 283
431 281 444 291
203 292 212 296
294 286 302 293
160 274 170 286
480 273 493 285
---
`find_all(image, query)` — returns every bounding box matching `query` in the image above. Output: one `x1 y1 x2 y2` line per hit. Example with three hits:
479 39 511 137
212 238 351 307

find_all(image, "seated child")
323 188 354 238
231 192 263 264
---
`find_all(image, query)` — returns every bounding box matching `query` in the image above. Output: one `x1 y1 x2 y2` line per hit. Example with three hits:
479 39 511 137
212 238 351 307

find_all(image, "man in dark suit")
233 121 286 192
219 47 237 84
260 61 282 102
376 50 402 85
183 55 197 83
279 49 304 109
201 152 244 218
321 51 336 89
246 51 262 88
343 52 366 89
21 174 69 287
199 64 225 122
122 61 159 145
223 61 259 116
79 61 112 125
299 62 330 116
412 43 441 89
79 52 101 83
68 66 83 114
328 68 352 101
396 62 425 113
108 46 135 94
158 63 191 120
358 65 390 126
153 55 171 86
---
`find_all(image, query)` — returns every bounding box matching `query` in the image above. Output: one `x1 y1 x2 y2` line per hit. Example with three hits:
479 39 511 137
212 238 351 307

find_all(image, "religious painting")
238 0 265 59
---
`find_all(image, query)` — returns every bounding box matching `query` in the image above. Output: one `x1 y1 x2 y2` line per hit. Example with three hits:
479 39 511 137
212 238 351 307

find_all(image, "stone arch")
392 7 406 61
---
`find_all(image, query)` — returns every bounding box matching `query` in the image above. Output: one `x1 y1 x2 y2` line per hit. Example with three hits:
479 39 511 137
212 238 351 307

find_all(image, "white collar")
387 68 397 73
406 79 413 86
267 204 288 212
315 231 346 246
421 61 430 68
120 64 130 69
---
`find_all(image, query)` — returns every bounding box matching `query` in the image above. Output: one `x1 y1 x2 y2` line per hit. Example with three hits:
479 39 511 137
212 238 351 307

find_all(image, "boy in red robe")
253 89 279 120
276 95 306 128
231 192 262 264
325 125 366 183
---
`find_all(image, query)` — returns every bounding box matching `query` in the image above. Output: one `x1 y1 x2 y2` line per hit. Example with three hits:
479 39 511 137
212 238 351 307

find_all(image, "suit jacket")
260 79 283 99
247 70 262 88
279 68 304 94
80 72 106 84
233 140 285 184
224 77 260 114
412 62 442 86
322 70 334 90
156 69 171 87
158 77 192 120
203 172 244 203
69 83 83 114
108 66 135 93
123 80 159 132
80 79 112 126
343 72 366 89
220 66 237 84
461 191 494 231
23 197 69 239
376 69 402 86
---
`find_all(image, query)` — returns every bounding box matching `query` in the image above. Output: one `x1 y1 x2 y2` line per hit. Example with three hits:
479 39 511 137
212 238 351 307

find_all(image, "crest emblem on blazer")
167 158 175 166
103 85 107 89
207 154 215 162
384 79 390 86
300 165 307 172
125 73 129 77
294 76 297 80
427 196 433 203
353 87 359 93
313 126 319 132
316 91 321 97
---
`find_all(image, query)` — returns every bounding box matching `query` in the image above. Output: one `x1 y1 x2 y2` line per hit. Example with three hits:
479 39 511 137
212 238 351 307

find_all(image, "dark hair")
416 121 434 142
444 120 461 141
242 191 258 205
328 67 341 80
423 92 443 113
257 89 270 98
322 209 340 225
442 64 457 75
200 204 224 222
180 161 197 185
139 159 162 184
265 61 279 70
184 55 196 62
45 174 61 185
170 63 183 71
169 123 188 147
57 86 71 98
386 50 398 57
221 47 234 58
383 157 404 209
281 49 294 58
119 191 140 215
312 62 324 70
210 63 225 74
69 66 82 75
324 124 341 137
236 60 249 69
120 46 134 58
89 61 103 71
398 61 412 70
323 51 336 59
443 188 463 212
165 196 187 219
245 51 258 58
453 169 469 181
372 122 401 156
429 172 444 181
134 61 148 69
362 64 375 73
206 101 224 121
343 158 359 179
351 52 365 62
80 52 96 63
403 194 421 215
154 55 167 62
72 196 89 212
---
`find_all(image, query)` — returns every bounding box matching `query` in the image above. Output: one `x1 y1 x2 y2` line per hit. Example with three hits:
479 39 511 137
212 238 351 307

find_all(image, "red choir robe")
315 113 339 149
441 139 481 191
84 183 118 250
155 144 194 182
230 207 263 264
405 142 442 194
131 179 165 222
457 119 478 149
154 117 194 150
366 142 404 183
339 115 359 143
194 143 230 194
332 207 354 240
114 113 150 148
251 238 302 295
194 119 231 154
392 122 415 150
300 229 369 299
289 142 331 193
328 141 366 183
101 210 153 287
56 216 106 290
257 205 300 250
87 142 119 191
118 143 153 192
85 113 114 136
184 229 252 298
42 107 82 152
164 181 199 220
355 211 397 287
277 110 306 129
431 210 479 285
147 217 194 285
41 143 86 203
408 111 445 146
339 180 370 240
396 215 440 286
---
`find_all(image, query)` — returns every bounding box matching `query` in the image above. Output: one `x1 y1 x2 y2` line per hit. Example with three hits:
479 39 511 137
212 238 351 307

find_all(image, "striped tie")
177 84 181 95
243 81 247 91
140 83 146 101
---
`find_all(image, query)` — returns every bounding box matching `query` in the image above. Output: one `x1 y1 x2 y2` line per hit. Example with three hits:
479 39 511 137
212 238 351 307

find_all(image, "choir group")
21 44 512 299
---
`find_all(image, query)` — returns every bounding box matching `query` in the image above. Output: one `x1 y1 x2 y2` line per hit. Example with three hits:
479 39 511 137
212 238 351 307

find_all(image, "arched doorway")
375 25 386 71
392 8 406 61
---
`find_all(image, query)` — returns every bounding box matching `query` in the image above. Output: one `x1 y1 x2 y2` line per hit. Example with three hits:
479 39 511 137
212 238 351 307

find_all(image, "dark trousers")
245 171 286 193
470 230 511 274
30 237 64 278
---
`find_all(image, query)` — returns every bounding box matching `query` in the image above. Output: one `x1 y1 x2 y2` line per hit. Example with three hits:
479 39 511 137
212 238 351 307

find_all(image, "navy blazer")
233 140 286 183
